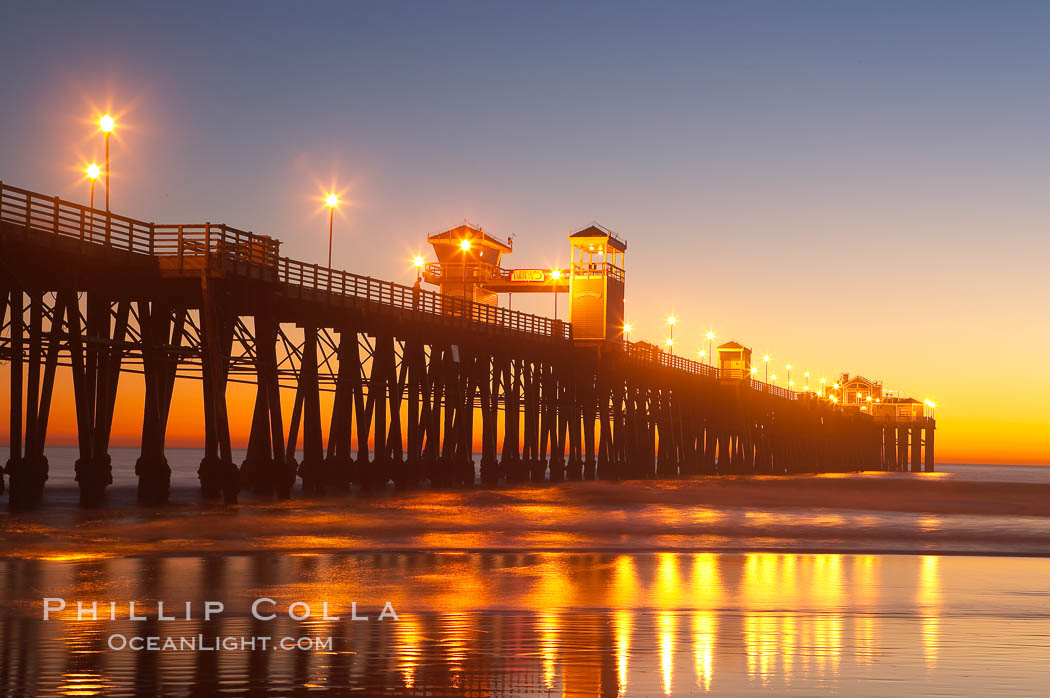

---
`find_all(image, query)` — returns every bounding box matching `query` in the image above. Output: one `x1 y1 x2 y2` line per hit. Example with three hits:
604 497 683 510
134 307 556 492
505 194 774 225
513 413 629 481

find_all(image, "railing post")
149 223 155 255
178 225 184 273
25 192 31 233
105 207 111 247
205 222 211 272
53 196 59 236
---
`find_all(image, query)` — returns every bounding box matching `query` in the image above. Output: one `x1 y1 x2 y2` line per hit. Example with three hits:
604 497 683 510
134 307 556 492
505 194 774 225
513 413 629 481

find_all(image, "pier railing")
0 182 571 341
0 182 154 254
623 342 799 398
1 181 808 396
625 341 719 378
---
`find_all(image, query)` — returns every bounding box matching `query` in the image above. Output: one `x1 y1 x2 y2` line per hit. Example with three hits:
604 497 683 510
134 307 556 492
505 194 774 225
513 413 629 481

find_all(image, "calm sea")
27 446 1050 489
0 449 1047 696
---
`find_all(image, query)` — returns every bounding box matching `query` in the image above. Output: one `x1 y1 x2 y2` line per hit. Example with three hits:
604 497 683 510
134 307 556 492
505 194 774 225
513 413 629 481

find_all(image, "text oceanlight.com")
107 635 335 652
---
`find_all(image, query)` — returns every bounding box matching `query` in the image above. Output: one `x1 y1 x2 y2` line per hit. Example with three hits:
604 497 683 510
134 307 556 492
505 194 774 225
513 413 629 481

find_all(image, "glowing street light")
325 193 339 268
623 322 632 342
705 330 715 365
85 162 100 206
786 364 792 384
763 354 771 382
413 255 425 281
98 114 114 212
924 398 937 418
667 315 676 355
460 238 471 251
804 371 810 390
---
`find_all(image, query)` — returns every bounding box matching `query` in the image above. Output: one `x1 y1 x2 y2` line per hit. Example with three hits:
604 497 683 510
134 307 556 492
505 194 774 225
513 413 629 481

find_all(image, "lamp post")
325 193 338 268
820 377 826 397
667 315 676 355
763 354 770 382
413 255 424 282
705 331 715 366
86 163 99 231
550 269 561 319
460 238 471 301
623 322 632 343
99 114 114 212
805 371 810 391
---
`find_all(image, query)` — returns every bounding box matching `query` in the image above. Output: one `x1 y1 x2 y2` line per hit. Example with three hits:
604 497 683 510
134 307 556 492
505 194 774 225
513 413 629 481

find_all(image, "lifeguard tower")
568 225 627 344
420 221 627 345
423 223 513 306
717 341 752 380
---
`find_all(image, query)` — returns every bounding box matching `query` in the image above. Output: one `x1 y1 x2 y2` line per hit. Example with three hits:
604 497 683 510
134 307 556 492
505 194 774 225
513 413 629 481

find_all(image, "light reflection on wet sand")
9 466 1050 562
0 553 1046 695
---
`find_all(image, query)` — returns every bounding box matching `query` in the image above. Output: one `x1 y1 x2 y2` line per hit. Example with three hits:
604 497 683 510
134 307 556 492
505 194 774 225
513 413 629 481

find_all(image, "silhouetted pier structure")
0 182 934 508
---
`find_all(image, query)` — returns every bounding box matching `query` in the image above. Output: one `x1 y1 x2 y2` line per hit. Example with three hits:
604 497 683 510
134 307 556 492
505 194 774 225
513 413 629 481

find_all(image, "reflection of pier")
0 552 953 695
1 183 934 508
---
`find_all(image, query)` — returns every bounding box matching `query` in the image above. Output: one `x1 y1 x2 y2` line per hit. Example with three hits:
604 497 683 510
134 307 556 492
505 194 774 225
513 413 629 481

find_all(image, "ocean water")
1 450 1048 695
27 446 1050 489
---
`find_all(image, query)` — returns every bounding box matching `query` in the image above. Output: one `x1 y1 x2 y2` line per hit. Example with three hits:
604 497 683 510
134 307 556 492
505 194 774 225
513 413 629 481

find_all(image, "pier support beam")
5 289 24 502
298 326 325 495
924 422 935 473
910 425 922 473
198 276 237 503
136 301 184 505
7 290 58 508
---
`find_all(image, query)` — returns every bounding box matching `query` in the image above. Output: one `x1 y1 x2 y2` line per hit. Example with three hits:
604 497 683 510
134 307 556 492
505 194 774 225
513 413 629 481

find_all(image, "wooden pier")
0 182 935 508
